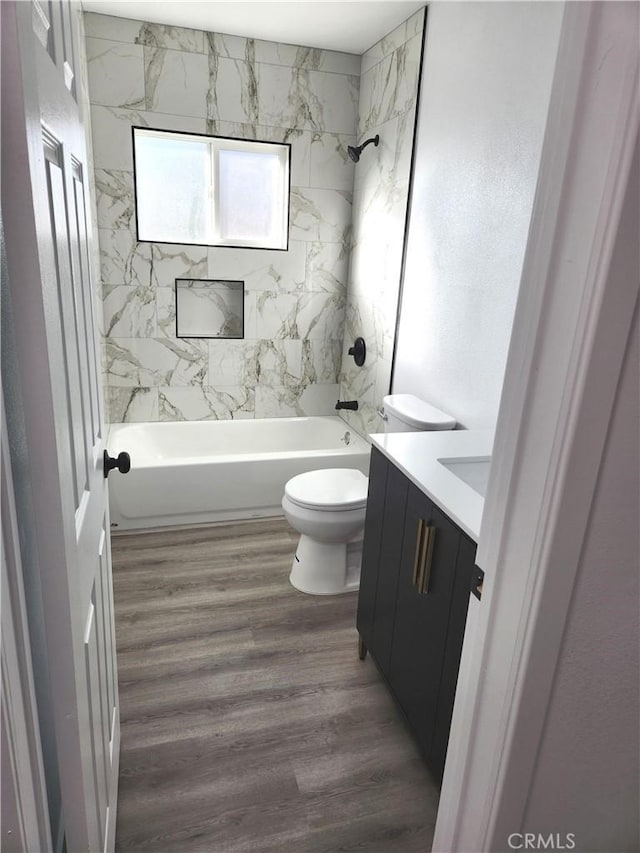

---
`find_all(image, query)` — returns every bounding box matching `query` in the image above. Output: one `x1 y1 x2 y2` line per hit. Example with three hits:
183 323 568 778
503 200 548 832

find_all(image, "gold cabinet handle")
417 525 436 595
412 518 425 587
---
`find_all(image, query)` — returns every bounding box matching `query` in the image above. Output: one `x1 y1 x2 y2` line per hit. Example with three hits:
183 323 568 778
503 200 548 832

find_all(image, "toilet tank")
382 394 456 432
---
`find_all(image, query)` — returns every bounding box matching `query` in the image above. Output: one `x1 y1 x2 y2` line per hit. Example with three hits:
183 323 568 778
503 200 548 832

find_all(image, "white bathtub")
107 416 371 531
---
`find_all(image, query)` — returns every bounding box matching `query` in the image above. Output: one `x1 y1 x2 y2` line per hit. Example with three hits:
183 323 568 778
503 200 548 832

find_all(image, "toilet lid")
285 468 368 511
382 394 456 429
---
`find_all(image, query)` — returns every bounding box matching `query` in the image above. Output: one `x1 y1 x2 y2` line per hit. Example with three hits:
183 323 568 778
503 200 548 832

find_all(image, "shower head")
347 134 380 163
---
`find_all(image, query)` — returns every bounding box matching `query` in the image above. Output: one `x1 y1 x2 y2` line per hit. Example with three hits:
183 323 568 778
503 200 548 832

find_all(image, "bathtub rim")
106 415 371 469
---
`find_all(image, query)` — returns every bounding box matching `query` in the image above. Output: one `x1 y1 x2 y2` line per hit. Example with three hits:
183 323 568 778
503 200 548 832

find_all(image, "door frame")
1 385 53 853
433 2 639 849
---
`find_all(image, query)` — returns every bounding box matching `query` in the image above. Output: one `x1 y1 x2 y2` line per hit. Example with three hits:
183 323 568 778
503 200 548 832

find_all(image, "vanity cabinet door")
356 449 476 785
356 447 389 649
389 483 461 763
370 462 409 677
429 533 476 781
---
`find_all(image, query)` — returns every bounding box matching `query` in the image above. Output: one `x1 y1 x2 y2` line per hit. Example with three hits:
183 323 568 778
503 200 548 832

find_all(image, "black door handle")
103 450 131 478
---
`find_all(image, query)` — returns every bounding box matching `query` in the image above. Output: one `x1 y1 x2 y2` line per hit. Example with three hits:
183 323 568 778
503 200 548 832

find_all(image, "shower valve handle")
103 450 131 478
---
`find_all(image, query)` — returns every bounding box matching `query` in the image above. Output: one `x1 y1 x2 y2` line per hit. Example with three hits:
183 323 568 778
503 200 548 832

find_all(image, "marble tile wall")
338 9 426 436
84 12 359 422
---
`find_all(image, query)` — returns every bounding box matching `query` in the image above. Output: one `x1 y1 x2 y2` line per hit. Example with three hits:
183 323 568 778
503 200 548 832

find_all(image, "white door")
2 2 120 850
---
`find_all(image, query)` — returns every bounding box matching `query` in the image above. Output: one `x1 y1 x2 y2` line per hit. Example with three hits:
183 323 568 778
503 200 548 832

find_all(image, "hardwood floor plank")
298 809 435 853
112 519 438 852
116 767 304 851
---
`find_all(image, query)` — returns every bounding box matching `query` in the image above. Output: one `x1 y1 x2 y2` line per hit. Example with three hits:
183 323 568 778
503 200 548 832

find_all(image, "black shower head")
347 134 380 163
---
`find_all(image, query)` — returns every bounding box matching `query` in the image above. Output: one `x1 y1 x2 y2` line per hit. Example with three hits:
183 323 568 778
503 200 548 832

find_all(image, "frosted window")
135 134 210 244
133 128 290 249
218 150 284 247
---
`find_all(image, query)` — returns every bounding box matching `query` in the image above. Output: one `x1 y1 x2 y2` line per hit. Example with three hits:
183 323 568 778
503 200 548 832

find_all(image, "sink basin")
438 456 491 497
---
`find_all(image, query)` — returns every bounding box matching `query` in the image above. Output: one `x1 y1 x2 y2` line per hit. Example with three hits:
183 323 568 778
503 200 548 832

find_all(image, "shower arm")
359 136 378 154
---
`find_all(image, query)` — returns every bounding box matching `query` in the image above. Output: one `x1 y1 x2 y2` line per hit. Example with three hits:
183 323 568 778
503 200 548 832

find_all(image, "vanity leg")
357 636 367 660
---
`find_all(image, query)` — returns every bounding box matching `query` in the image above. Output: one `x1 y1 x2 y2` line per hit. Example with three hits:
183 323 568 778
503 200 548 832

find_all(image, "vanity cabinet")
356 446 476 783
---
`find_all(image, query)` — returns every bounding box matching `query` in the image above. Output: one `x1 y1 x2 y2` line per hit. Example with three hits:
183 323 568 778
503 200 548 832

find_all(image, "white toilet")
282 394 456 596
283 468 368 595
381 393 456 432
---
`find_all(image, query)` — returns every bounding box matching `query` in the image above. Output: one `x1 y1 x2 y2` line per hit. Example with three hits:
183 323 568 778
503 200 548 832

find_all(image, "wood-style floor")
111 518 439 852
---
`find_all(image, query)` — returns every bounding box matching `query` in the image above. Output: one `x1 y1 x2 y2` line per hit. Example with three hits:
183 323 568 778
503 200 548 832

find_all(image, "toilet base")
289 534 362 595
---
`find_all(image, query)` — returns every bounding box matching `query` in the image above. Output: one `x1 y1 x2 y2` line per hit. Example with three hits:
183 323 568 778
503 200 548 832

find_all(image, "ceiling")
80 1 425 55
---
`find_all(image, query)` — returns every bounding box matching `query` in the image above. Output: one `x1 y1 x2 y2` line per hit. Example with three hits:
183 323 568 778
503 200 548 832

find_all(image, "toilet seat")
284 468 368 512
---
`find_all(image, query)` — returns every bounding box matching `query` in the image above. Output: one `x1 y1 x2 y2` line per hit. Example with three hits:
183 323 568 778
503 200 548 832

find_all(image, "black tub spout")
335 400 359 411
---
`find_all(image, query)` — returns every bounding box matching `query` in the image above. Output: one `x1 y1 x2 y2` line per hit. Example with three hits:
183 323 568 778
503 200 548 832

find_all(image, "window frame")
131 126 291 251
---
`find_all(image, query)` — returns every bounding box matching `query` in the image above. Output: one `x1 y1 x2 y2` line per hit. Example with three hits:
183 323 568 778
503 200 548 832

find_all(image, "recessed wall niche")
175 278 244 339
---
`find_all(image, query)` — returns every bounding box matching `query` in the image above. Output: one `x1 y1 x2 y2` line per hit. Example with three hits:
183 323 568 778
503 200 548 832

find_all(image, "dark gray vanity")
356 433 490 783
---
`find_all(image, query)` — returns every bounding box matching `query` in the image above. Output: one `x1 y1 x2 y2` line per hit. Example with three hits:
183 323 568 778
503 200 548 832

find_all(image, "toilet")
282 395 456 595
381 393 456 432
283 468 368 595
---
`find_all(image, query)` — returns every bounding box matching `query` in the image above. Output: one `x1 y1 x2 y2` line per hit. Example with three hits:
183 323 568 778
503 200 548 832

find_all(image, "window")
132 128 290 250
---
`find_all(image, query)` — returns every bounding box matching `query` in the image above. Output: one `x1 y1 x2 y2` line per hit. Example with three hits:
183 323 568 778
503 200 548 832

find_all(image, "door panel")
31 0 55 59
59 0 76 97
98 529 118 745
67 158 95 475
84 590 108 842
71 164 102 440
43 134 88 507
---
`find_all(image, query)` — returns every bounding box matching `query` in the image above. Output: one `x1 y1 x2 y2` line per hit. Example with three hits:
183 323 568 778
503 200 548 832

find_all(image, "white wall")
523 143 639 847
392 2 563 429
524 302 639 848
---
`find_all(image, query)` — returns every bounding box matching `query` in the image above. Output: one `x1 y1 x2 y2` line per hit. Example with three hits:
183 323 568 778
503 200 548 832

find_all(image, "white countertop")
370 430 495 543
